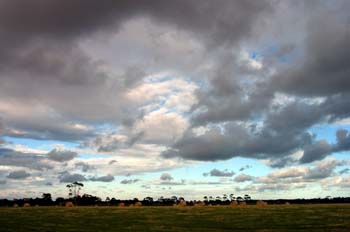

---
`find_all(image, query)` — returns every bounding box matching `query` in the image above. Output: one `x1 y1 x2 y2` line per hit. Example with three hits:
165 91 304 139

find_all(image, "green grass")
0 204 349 232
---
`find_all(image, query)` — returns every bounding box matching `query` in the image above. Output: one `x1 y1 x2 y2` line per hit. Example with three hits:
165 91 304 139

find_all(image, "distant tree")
42 193 52 201
55 197 65 206
223 194 228 201
66 184 73 198
66 182 84 198
229 194 235 201
171 196 178 202
244 194 251 201
236 196 243 202
73 181 84 197
204 196 208 202
106 197 111 202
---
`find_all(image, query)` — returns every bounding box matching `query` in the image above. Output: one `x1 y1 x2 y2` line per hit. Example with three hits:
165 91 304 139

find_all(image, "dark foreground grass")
0 204 349 232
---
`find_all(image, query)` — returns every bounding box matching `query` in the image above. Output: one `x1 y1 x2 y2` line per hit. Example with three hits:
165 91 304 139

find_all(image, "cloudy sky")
0 0 349 200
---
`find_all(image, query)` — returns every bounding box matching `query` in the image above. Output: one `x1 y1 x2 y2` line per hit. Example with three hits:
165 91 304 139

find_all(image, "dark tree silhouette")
204 196 208 202
66 182 84 198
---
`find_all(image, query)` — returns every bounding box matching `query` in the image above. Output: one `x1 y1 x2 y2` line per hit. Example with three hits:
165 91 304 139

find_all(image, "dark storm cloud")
0 0 271 46
271 6 350 97
163 105 315 162
47 149 77 162
0 0 272 139
162 1 350 164
191 53 274 126
0 148 52 170
90 174 115 182
203 168 235 177
164 94 350 164
7 170 30 179
0 0 349 172
59 173 87 183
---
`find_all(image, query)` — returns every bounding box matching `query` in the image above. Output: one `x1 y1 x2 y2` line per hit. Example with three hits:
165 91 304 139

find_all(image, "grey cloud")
167 1 350 165
191 53 273 126
7 170 30 179
0 0 272 143
333 129 350 152
120 179 139 184
87 132 143 153
162 118 313 162
59 173 86 183
90 174 114 182
304 160 341 180
75 162 95 172
203 168 235 177
300 129 350 163
262 159 344 186
160 173 173 181
0 180 6 185
164 96 350 164
300 140 332 164
234 174 254 182
272 7 350 97
267 156 297 168
47 149 77 162
0 148 52 170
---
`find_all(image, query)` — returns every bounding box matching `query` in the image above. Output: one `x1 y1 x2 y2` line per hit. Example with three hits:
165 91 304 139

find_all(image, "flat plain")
0 204 349 232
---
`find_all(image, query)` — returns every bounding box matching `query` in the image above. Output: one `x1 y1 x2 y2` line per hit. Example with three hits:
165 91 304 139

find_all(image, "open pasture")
0 204 349 232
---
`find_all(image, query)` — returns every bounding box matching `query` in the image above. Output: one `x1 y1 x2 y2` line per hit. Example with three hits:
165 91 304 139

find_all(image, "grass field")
0 204 349 232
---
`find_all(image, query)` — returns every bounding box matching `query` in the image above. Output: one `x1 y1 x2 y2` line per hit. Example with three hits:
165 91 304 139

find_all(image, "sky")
0 0 349 200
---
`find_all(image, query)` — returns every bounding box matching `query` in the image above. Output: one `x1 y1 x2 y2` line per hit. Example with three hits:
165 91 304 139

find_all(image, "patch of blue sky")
260 44 299 64
94 123 119 132
4 136 77 151
309 123 350 143
249 51 260 60
78 152 111 159
162 157 271 181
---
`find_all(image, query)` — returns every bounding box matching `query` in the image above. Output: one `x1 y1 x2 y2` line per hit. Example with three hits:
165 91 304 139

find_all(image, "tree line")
0 181 349 207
